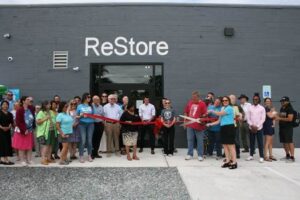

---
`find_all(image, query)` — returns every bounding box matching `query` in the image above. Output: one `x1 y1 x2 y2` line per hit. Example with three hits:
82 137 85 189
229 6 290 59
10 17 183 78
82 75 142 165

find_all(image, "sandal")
133 156 140 160
127 155 132 161
269 156 277 161
228 162 238 170
264 157 272 162
221 160 232 168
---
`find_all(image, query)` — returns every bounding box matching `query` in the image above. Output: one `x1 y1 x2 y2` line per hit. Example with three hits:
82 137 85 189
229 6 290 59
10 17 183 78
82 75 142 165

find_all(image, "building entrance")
90 63 163 110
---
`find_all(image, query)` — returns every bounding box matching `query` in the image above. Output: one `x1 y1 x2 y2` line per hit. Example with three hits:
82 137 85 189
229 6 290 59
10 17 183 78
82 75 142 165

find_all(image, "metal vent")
53 51 68 69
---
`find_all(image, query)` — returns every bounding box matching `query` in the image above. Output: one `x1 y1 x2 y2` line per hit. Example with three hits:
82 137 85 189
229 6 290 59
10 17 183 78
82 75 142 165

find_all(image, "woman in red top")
12 96 35 166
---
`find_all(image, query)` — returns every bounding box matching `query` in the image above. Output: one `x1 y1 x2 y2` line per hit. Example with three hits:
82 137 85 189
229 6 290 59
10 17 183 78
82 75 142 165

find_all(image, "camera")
8 57 13 61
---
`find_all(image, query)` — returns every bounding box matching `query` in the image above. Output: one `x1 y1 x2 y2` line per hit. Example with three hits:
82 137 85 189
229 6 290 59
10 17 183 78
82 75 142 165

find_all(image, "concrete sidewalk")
1 148 299 200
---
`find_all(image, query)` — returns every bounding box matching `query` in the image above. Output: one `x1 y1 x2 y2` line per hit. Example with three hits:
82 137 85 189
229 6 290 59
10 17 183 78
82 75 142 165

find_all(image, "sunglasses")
70 103 76 105
222 99 229 102
165 102 171 104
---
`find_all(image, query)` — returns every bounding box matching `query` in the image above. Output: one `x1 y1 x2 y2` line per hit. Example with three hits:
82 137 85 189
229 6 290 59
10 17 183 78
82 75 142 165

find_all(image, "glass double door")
90 63 163 109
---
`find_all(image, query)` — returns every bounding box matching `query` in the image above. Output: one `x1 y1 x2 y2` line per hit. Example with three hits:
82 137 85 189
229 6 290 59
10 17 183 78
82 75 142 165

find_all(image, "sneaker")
168 154 173 157
246 156 254 161
259 158 264 163
198 156 204 161
88 156 93 162
139 148 143 153
151 150 155 155
79 157 85 163
27 160 34 165
185 155 192 160
20 161 27 166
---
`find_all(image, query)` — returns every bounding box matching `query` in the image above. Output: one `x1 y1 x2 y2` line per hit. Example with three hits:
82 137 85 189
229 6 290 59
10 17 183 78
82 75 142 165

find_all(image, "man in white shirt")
246 93 266 163
139 97 156 154
103 94 123 156
238 94 251 153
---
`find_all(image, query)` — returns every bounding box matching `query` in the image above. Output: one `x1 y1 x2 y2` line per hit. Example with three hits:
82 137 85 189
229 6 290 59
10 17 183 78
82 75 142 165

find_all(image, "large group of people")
0 90 297 170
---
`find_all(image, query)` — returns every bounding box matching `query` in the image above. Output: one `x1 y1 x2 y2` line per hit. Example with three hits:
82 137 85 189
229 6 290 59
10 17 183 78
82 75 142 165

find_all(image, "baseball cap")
280 96 290 102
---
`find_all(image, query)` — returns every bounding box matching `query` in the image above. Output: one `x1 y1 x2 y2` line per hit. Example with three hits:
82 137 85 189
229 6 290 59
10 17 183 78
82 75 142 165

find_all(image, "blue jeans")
207 130 222 157
249 129 264 158
187 128 204 157
79 123 94 156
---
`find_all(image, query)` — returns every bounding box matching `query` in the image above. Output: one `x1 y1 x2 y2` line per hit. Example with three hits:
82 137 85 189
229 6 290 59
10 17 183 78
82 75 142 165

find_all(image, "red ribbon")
83 113 219 135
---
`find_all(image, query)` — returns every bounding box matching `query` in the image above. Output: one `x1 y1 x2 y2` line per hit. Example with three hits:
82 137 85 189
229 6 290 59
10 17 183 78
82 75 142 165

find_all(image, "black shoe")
221 161 232 168
228 162 238 169
237 154 240 159
54 154 60 159
174 148 178 153
2 161 15 165
94 154 102 159
242 149 249 153
139 148 143 153
151 150 155 155
70 156 77 160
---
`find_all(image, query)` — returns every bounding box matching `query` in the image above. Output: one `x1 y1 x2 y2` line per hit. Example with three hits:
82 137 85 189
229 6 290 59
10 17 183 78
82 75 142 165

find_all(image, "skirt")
58 134 73 143
67 127 80 143
122 131 138 146
220 124 235 144
46 130 57 146
12 131 34 150
0 131 13 157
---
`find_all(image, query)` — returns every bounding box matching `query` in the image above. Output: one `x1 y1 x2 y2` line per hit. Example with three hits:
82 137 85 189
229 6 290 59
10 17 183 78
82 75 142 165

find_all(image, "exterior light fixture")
224 27 234 37
3 33 11 39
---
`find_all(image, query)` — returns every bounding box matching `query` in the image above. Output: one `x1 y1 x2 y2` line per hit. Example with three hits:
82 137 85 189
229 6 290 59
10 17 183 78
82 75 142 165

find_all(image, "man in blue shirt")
207 97 222 159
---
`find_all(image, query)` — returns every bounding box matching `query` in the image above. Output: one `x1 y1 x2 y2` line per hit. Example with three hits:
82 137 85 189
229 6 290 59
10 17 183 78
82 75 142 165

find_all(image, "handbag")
37 135 46 145
38 113 49 145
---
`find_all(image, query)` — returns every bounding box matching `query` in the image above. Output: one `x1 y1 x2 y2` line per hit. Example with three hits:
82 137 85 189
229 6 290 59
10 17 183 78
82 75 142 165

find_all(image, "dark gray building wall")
1 4 300 147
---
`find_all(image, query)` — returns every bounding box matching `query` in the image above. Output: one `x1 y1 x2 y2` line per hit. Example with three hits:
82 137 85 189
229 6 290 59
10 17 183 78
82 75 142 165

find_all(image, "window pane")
155 65 163 97
100 65 153 84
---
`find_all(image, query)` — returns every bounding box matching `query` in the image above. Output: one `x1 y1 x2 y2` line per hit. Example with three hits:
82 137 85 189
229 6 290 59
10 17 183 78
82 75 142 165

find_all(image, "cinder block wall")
1 4 300 147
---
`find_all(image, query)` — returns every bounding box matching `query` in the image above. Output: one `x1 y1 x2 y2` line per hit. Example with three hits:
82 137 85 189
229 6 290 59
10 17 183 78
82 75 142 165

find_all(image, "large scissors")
179 115 202 126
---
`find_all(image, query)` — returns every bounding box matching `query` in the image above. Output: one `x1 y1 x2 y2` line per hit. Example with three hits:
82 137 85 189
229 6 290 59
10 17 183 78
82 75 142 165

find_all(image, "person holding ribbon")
160 99 176 156
207 96 237 169
184 91 207 161
120 102 141 161
207 97 222 159
77 93 94 163
103 94 123 157
138 97 156 154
